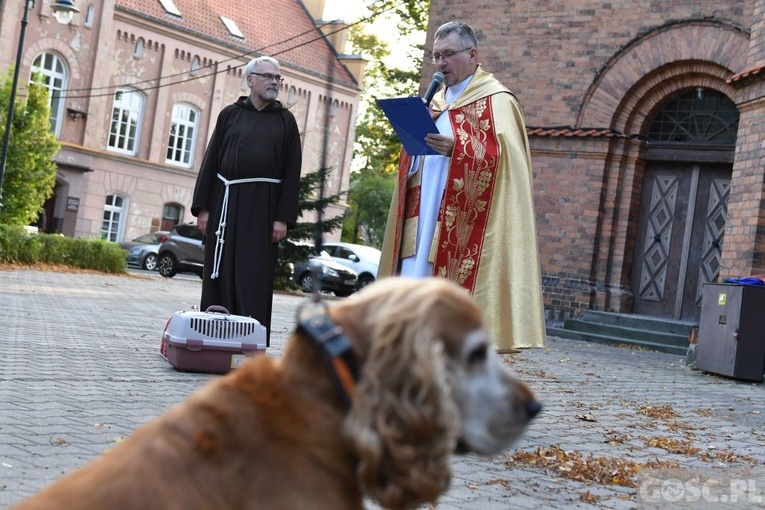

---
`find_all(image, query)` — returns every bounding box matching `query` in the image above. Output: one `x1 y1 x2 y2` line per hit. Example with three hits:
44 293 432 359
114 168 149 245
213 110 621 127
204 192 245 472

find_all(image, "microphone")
423 72 445 106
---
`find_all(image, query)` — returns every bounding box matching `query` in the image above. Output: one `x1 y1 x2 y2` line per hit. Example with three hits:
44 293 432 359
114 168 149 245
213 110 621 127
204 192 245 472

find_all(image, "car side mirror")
348 254 359 262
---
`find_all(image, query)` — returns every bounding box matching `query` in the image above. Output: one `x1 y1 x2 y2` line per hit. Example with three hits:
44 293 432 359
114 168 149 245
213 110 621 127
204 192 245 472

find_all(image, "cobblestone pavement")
1 268 763 509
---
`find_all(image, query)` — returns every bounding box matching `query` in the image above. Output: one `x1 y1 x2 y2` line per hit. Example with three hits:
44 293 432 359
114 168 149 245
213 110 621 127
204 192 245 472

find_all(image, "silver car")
291 249 358 297
157 224 205 278
120 231 169 271
322 242 381 288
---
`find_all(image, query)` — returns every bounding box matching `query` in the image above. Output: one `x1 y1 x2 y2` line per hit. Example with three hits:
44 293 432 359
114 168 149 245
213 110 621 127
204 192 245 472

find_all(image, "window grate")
189 318 258 340
646 88 738 146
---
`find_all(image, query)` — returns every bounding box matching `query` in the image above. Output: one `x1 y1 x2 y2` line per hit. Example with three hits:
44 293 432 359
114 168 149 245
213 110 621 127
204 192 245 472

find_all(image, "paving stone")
2 268 764 509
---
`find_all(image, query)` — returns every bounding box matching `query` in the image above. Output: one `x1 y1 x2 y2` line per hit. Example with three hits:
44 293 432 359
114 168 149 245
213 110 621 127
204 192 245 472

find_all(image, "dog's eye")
467 344 488 365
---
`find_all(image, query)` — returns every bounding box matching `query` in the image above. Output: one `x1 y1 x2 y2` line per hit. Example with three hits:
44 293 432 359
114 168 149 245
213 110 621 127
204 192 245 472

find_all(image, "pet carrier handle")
205 305 230 315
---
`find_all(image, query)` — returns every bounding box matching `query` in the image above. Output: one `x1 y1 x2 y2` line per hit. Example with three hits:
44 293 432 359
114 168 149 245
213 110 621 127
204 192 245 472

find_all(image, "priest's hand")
197 209 209 232
425 133 454 156
272 221 287 243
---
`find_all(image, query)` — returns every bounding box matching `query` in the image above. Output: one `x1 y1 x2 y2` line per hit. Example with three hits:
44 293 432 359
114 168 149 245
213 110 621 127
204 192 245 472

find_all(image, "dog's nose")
526 399 542 419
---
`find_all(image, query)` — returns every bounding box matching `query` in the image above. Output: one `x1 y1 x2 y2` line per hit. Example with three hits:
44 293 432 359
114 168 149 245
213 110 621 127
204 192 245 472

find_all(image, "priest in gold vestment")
378 21 546 352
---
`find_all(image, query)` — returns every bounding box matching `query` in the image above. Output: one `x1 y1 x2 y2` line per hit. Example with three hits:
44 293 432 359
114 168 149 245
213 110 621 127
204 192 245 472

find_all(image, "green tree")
342 0 429 243
342 168 396 248
274 166 347 290
0 71 59 225
372 0 430 35
347 25 424 175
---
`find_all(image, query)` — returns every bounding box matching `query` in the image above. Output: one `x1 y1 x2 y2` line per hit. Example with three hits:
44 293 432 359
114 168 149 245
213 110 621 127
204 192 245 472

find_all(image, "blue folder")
376 97 440 156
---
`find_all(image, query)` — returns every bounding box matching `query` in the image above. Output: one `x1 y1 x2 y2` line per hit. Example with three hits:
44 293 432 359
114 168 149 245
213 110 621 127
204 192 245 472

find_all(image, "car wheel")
298 273 314 293
158 254 177 278
358 275 375 288
143 253 158 271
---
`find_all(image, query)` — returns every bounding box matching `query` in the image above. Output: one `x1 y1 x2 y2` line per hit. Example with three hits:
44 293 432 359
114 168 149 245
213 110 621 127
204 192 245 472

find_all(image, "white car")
322 242 381 289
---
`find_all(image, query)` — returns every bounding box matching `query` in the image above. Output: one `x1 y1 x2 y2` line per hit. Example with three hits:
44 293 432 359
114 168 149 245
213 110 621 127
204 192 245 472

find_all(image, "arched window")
31 52 67 137
190 56 200 75
101 194 126 242
108 89 144 154
83 4 94 27
162 203 183 230
134 38 144 58
287 85 297 104
166 103 199 167
647 88 738 147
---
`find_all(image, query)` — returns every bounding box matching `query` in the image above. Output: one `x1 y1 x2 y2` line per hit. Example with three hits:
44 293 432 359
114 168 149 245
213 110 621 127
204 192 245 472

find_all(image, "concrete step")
546 311 698 355
580 310 697 336
546 326 689 355
562 318 689 348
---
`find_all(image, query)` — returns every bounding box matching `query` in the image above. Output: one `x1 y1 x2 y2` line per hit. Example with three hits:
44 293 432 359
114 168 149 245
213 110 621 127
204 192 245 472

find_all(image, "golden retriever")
14 277 540 510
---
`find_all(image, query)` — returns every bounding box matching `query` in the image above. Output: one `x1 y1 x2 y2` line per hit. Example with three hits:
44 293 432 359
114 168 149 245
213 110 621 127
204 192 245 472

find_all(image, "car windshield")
135 232 165 243
173 225 204 241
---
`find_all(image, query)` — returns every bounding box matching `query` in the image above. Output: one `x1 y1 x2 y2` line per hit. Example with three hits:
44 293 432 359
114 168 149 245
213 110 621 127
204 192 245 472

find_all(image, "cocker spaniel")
15 277 540 510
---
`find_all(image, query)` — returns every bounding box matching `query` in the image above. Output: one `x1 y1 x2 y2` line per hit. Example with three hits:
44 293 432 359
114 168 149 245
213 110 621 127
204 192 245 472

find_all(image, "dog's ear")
340 282 461 509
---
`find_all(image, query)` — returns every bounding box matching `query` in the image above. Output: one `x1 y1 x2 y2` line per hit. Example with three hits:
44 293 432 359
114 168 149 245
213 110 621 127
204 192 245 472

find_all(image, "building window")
31 52 67 137
108 89 144 154
647 88 739 147
161 203 183 230
101 194 126 242
166 104 199 167
84 5 94 27
220 15 244 38
190 56 200 75
134 38 144 58
158 0 182 17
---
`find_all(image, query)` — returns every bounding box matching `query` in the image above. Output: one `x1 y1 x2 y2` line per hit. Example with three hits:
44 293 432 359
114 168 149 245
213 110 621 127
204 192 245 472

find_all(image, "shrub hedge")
0 225 127 273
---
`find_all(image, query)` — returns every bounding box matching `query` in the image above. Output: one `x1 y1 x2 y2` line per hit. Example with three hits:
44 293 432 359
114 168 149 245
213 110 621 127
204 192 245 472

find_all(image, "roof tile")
116 0 356 86
727 65 765 85
526 126 626 138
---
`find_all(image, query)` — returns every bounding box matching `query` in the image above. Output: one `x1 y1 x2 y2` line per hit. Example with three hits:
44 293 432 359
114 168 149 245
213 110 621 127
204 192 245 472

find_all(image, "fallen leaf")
638 404 678 420
580 490 599 504
507 445 679 487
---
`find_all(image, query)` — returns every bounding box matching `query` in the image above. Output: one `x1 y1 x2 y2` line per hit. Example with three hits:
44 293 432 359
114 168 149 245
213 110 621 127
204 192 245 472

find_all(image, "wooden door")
631 163 731 321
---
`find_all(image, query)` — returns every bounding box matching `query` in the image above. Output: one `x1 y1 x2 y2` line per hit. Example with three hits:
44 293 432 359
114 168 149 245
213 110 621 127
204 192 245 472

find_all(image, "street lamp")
0 0 79 213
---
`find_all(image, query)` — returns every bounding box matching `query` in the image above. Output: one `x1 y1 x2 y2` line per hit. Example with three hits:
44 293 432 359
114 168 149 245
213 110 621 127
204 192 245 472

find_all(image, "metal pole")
0 0 34 213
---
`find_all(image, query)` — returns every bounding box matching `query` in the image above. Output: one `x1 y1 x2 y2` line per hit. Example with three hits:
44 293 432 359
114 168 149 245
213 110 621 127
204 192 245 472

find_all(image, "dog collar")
297 313 359 409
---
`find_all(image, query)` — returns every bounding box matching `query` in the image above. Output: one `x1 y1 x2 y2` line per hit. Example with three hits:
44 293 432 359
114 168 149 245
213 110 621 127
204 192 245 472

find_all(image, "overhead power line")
43 0 407 101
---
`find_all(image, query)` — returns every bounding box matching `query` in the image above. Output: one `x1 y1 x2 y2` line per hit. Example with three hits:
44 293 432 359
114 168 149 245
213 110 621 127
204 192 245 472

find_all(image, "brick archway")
578 20 748 131
25 38 81 82
583 21 748 316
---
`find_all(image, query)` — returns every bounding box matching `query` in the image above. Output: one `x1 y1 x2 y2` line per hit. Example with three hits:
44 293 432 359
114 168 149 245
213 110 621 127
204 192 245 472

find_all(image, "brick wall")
425 1 751 128
427 0 763 320
722 1 765 277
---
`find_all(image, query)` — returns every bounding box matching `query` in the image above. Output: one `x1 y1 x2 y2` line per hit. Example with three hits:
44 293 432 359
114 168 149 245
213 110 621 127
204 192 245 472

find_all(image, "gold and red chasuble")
432 97 499 294
385 151 418 267
379 66 547 350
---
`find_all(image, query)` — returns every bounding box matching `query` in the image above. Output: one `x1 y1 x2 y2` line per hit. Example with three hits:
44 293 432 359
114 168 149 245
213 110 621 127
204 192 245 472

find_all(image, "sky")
321 0 425 71
323 0 369 23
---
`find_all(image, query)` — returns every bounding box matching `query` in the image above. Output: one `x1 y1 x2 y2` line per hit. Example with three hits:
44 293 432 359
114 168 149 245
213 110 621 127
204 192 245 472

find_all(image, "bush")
0 225 126 273
0 225 41 263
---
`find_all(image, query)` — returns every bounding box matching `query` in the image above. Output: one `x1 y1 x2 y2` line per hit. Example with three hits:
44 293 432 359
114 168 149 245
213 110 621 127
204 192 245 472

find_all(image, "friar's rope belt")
211 173 282 279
